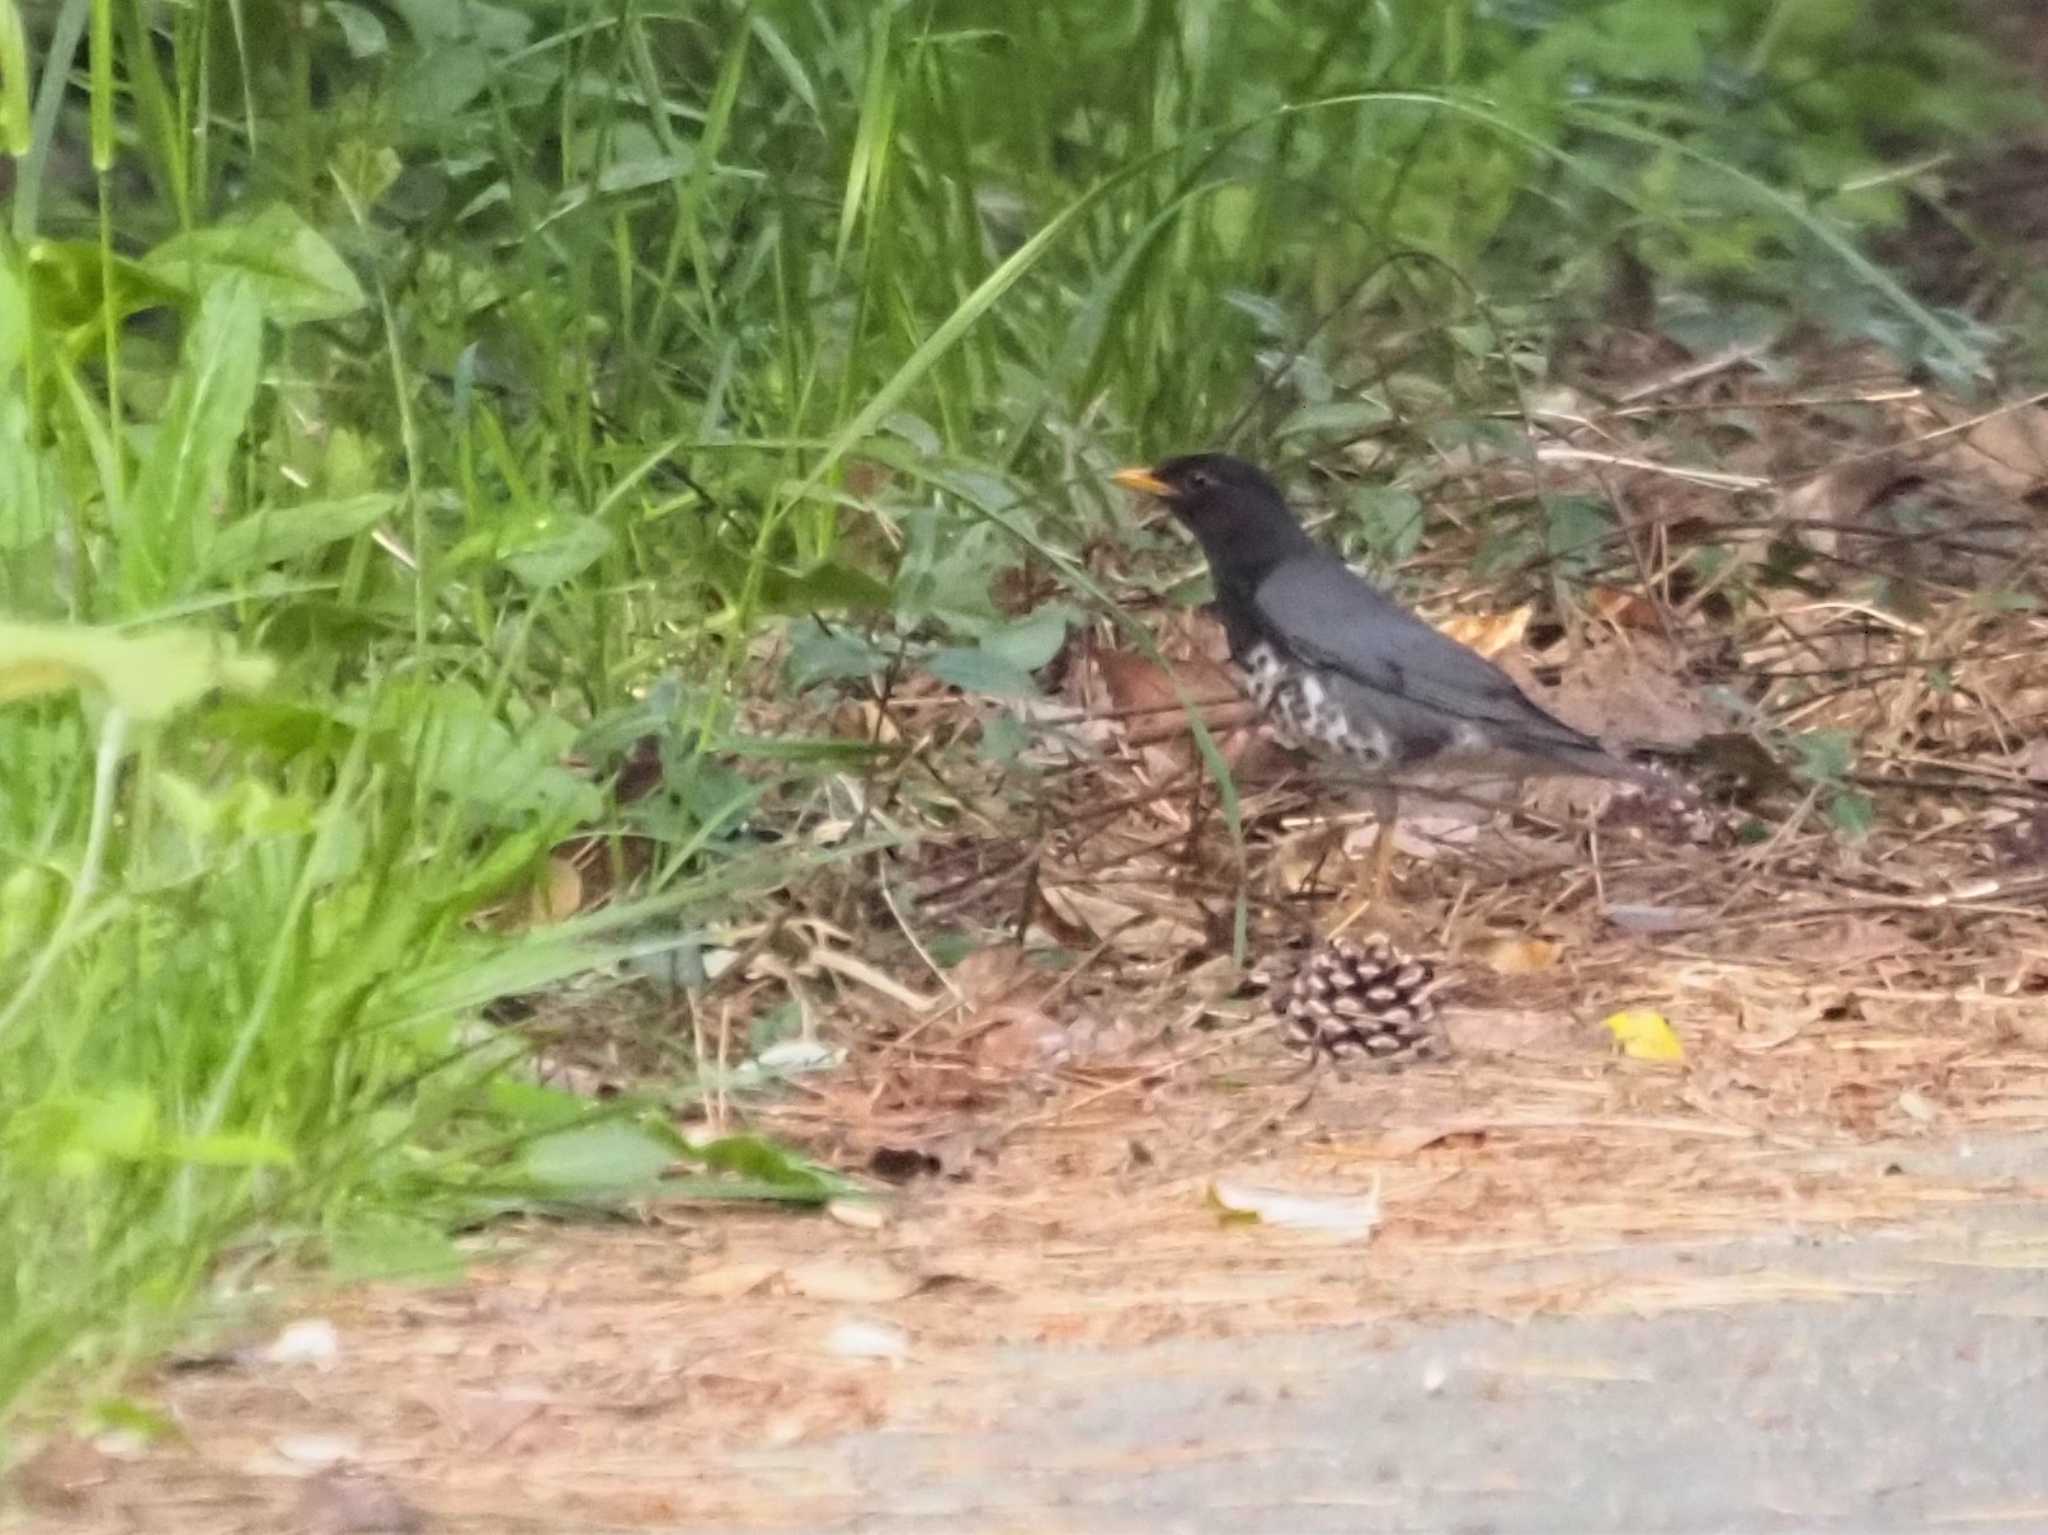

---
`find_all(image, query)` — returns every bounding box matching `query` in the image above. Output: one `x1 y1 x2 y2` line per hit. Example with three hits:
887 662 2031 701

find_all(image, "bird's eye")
1188 469 1213 489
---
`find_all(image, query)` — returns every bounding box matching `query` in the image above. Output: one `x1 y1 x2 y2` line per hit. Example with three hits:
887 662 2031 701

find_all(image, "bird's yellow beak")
1110 466 1173 498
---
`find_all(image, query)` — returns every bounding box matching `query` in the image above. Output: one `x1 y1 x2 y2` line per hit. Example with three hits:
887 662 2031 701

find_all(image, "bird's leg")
1328 785 1400 938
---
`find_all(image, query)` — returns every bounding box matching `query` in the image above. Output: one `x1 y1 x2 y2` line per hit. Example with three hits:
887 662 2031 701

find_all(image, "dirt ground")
12 912 2048 1533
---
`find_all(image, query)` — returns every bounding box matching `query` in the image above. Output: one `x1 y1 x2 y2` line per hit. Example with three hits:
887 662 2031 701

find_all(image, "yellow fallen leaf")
1436 605 1532 659
1604 1009 1684 1063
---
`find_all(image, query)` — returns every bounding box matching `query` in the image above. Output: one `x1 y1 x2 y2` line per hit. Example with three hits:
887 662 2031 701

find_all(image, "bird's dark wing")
1249 553 1619 766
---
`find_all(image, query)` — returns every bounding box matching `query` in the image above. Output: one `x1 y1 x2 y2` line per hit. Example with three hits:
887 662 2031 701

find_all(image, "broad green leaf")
0 253 24 378
1351 485 1425 566
25 239 186 345
162 1130 296 1167
145 206 366 326
0 620 276 722
0 0 28 155
486 1078 597 1131
749 14 819 123
195 697 362 758
384 0 527 49
2 1092 157 1174
1276 398 1394 440
1588 0 1706 83
204 493 398 578
394 44 492 123
84 1399 179 1444
756 559 893 616
976 608 1071 673
692 1133 841 1200
926 644 1040 699
0 862 60 959
324 0 388 58
593 154 686 196
1543 496 1615 579
327 1213 466 1283
891 504 1005 631
499 514 614 589
879 410 940 457
129 277 263 605
332 140 405 214
1827 790 1876 842
0 396 46 551
1788 728 1855 782
979 712 1030 764
523 1119 675 1193
80 1090 160 1159
383 933 621 1021
719 734 889 764
375 682 601 826
785 619 884 689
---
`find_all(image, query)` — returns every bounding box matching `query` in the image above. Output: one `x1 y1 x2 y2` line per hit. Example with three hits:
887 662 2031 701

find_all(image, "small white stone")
825 1318 911 1363
274 1433 358 1468
261 1319 340 1369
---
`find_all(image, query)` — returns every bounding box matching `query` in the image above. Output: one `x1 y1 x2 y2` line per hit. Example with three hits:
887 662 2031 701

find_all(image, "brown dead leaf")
1777 917 1917 972
844 458 895 501
1586 585 1664 632
828 696 903 745
1935 397 2048 496
1036 882 1205 951
1437 1005 1570 1054
608 734 667 805
1080 633 1288 780
295 1467 427 1535
1368 1120 1485 1158
1896 1087 1939 1124
1778 458 1909 557
967 1003 1072 1074
679 1260 784 1299
946 945 1037 1008
526 854 584 926
422 1387 548 1451
1481 937 1562 975
679 1256 922 1303
783 1258 923 1303
1091 645 1240 720
1537 629 1706 749
9 1436 113 1514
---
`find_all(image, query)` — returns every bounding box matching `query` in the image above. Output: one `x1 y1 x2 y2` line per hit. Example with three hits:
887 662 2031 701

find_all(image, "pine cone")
1270 933 1445 1066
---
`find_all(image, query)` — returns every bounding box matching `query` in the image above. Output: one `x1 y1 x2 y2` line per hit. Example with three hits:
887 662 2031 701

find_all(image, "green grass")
0 0 2029 1427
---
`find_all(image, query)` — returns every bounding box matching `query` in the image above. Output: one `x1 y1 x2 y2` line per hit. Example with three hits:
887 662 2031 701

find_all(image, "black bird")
1113 452 1674 914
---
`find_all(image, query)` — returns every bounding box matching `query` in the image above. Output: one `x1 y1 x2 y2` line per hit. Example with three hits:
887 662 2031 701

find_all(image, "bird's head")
1111 452 1316 588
